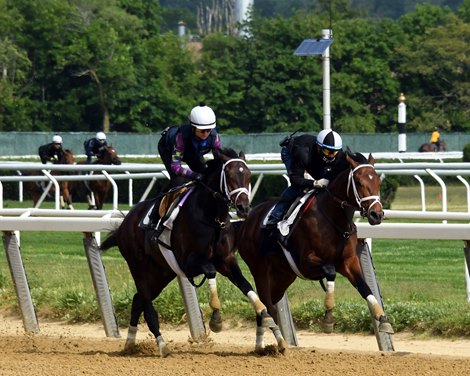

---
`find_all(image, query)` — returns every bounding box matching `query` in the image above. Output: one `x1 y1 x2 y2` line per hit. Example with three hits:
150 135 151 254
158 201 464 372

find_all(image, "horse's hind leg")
125 293 144 350
126 292 170 357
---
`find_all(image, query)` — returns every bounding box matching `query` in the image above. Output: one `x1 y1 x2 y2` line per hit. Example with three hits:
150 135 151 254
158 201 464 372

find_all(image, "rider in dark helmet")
265 129 344 228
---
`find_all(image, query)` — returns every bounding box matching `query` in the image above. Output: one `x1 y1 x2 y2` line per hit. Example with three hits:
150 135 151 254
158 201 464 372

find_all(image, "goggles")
321 147 339 158
196 128 211 134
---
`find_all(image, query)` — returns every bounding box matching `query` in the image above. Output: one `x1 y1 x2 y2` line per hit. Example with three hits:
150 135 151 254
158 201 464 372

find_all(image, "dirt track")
1 314 470 376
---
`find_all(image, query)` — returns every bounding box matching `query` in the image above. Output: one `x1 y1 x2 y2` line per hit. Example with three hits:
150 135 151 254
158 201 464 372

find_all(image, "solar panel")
293 38 334 56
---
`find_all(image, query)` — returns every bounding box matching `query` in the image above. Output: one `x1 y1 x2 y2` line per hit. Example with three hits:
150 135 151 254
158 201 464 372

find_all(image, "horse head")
344 152 384 225
99 145 121 165
209 148 251 218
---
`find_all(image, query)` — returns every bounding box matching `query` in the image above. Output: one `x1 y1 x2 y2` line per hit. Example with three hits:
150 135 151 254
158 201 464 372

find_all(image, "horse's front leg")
322 280 335 333
339 257 394 334
208 277 223 333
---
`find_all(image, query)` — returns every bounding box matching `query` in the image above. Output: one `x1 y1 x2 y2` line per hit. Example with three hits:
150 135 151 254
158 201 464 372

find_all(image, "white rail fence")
1 160 470 351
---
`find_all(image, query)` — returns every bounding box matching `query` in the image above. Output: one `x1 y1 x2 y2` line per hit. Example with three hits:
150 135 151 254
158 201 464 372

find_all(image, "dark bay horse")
419 141 446 152
236 151 393 354
83 145 121 209
100 148 275 357
31 149 75 209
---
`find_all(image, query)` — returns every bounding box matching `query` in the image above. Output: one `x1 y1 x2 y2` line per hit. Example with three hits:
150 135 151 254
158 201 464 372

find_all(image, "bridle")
219 158 251 209
347 164 382 217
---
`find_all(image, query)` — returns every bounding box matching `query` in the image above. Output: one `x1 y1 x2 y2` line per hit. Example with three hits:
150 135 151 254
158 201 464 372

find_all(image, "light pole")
294 31 334 131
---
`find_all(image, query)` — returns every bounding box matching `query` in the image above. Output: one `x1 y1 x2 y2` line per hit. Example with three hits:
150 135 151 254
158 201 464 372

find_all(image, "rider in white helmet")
38 134 64 164
158 102 221 187
84 131 108 163
265 129 344 231
146 103 222 231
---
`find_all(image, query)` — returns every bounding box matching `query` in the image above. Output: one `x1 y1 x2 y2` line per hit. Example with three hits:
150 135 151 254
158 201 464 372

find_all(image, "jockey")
265 129 344 229
145 103 222 231
38 135 64 164
157 102 222 188
84 131 108 163
430 127 440 152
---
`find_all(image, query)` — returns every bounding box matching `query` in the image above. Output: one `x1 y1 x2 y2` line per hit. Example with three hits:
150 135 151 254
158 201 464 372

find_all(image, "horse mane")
343 149 368 164
205 148 241 172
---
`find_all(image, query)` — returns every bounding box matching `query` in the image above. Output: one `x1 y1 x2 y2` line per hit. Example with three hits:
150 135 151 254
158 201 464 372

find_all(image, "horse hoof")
378 316 394 334
278 339 288 355
124 339 136 352
209 310 223 333
378 321 394 334
260 310 276 329
159 344 171 358
321 321 334 334
255 345 265 355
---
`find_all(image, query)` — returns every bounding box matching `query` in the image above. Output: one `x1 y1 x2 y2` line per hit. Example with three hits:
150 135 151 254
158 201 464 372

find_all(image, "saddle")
159 186 189 218
264 190 316 242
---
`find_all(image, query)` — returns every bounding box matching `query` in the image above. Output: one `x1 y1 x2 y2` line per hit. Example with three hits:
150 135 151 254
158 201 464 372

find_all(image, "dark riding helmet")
316 129 342 163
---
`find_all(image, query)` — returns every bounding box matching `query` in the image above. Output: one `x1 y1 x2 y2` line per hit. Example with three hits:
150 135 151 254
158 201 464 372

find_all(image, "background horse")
100 148 275 357
31 149 75 209
236 151 393 354
84 145 121 209
419 141 446 152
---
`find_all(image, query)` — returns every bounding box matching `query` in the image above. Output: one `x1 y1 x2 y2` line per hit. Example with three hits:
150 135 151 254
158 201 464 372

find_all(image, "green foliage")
0 1 469 138
380 176 399 209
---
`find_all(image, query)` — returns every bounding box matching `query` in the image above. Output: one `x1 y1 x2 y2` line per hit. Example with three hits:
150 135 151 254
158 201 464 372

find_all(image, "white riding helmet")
52 135 62 144
316 129 342 163
189 104 216 130
96 131 106 141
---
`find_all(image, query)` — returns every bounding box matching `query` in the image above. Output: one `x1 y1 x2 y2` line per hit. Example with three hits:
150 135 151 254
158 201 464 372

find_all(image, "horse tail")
100 231 118 252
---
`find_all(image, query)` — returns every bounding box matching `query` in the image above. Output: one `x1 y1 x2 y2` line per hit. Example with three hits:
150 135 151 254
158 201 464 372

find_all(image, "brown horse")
419 141 446 152
236 151 393 354
31 149 75 209
83 145 121 209
99 148 275 357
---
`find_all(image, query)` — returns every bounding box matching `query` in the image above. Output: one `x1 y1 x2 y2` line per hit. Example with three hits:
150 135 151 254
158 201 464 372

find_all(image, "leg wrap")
247 290 266 314
208 278 221 310
367 294 385 319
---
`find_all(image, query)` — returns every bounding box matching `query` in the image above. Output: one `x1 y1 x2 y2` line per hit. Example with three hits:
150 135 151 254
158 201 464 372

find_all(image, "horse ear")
368 153 375 165
238 151 246 160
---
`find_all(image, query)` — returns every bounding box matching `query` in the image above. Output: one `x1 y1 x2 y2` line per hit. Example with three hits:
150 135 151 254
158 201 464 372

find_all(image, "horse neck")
193 166 229 221
319 169 357 219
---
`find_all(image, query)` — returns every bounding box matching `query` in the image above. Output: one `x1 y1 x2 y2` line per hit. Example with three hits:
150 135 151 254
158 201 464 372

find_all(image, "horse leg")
215 255 276 329
126 292 170 357
253 277 288 355
339 259 394 334
207 277 223 333
125 292 144 350
320 264 337 333
322 280 336 333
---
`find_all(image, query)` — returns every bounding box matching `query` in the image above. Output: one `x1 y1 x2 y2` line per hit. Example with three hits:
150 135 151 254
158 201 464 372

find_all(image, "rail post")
357 238 394 351
83 233 120 338
2 231 39 333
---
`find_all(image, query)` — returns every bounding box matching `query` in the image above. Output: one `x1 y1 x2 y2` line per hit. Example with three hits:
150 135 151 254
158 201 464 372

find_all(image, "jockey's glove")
190 172 203 182
312 178 329 189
